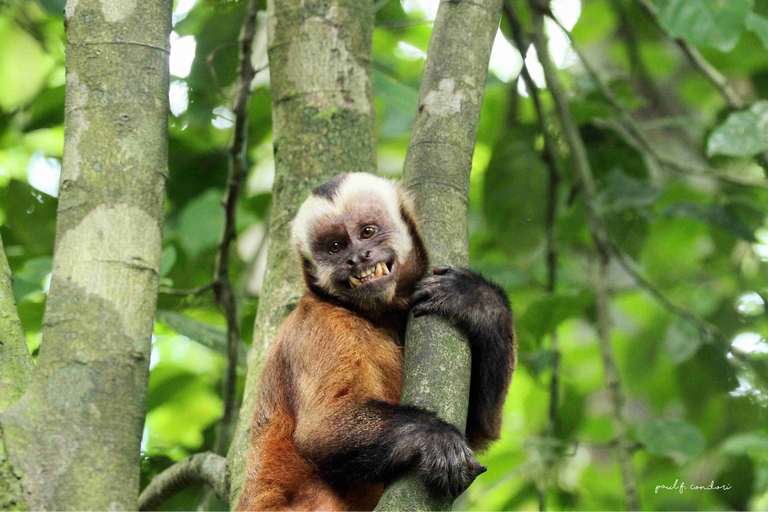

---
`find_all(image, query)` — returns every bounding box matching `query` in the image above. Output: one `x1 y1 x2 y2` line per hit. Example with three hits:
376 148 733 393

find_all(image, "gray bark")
0 0 171 508
375 0 503 509
0 236 34 413
138 452 228 511
227 0 378 505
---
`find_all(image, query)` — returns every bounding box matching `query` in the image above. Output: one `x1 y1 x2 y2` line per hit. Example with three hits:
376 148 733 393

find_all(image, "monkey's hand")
411 265 510 333
418 420 487 498
411 265 515 451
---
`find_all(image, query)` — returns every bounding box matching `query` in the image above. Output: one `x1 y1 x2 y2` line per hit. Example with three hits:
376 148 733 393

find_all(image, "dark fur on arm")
293 400 485 498
411 266 516 450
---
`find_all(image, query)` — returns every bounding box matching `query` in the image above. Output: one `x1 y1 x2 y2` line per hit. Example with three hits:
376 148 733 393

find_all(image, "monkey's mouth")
348 260 394 289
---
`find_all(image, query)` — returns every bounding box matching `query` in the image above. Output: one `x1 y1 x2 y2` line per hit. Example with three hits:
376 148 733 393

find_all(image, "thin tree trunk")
0 0 171 507
226 0 378 505
375 0 503 509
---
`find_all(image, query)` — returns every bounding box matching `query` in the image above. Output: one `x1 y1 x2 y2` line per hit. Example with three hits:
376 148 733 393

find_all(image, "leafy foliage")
3 0 768 510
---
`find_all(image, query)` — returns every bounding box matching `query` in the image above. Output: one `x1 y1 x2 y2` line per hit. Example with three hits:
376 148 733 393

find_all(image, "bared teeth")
351 263 391 289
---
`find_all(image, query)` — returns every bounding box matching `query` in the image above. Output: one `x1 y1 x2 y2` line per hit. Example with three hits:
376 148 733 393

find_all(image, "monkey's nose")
360 250 372 261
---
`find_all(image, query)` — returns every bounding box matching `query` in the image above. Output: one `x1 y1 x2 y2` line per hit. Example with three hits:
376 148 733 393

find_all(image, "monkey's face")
309 196 408 306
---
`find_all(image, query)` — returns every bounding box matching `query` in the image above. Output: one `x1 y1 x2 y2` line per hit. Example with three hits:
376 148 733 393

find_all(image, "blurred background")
2 0 768 509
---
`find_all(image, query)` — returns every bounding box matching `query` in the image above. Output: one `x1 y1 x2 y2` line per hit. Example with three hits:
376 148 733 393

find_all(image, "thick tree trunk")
0 0 171 508
375 0 503 509
226 0 377 505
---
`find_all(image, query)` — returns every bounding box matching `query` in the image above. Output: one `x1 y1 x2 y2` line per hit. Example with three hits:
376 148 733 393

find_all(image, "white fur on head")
290 173 415 286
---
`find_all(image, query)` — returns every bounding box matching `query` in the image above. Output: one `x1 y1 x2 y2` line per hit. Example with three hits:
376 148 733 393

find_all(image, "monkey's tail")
237 412 314 511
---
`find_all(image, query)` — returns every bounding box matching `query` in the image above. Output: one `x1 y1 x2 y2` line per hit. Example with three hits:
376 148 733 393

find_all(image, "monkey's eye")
329 241 344 254
361 226 376 239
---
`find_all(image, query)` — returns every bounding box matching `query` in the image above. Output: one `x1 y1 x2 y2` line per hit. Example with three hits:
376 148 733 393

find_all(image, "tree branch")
526 1 641 509
505 10 562 511
545 13 768 190
631 0 768 177
375 0 503 509
608 0 673 115
158 281 217 296
138 452 228 511
0 235 34 412
210 0 260 459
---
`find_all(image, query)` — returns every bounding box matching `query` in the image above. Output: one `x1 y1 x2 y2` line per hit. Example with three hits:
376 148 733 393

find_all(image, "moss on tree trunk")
0 0 171 508
227 0 378 505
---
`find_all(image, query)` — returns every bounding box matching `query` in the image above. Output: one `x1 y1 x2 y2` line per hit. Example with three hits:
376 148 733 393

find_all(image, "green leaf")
12 257 51 302
664 317 703 364
176 189 224 260
520 291 593 342
746 12 768 49
2 180 57 255
636 418 706 462
663 203 757 241
721 432 768 459
374 68 418 136
155 310 246 369
482 127 549 256
708 101 768 157
36 0 66 15
656 0 753 52
160 246 177 278
596 170 662 213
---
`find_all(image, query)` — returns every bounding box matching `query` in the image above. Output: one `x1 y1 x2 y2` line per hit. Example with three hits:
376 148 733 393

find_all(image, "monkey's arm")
292 399 485 498
411 266 516 450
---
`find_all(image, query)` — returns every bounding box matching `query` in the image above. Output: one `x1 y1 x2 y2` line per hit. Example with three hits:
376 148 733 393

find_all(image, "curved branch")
211 0 260 458
138 452 228 511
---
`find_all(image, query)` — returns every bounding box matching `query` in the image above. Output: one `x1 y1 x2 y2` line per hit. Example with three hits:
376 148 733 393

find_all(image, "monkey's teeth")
374 263 383 277
382 262 390 275
349 276 361 288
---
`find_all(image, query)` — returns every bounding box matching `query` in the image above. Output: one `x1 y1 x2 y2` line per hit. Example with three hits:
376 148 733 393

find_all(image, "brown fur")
237 178 511 511
237 293 407 511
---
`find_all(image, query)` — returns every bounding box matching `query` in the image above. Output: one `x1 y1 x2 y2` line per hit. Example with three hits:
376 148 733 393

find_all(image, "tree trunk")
375 0 503 509
0 0 171 508
0 236 34 413
227 0 378 505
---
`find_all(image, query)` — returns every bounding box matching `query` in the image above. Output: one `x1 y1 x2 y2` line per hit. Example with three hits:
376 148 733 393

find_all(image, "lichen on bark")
0 0 171 508
227 0 378 505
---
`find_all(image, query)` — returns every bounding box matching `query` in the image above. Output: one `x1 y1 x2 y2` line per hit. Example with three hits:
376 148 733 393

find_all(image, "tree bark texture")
0 236 34 413
227 0 378 505
0 0 171 508
375 0 503 509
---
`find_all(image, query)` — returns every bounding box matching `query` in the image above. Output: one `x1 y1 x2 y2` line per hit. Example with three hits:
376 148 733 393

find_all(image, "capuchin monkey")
237 172 515 511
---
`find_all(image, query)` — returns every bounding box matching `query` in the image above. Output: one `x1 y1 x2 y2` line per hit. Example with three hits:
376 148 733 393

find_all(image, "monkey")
237 172 515 511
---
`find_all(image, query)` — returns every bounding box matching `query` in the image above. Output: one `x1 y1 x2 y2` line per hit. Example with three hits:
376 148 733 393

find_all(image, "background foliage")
2 0 768 509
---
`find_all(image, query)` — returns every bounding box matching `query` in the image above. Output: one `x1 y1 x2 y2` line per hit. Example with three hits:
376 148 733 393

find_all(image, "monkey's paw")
419 421 487 499
412 265 506 324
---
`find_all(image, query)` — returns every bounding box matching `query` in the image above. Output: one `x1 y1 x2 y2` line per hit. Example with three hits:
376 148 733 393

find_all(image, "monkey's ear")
395 185 418 221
